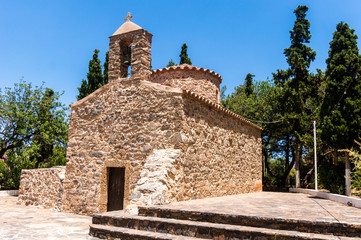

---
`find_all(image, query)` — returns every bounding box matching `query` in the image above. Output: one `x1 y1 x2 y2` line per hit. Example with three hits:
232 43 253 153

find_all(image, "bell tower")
108 13 153 81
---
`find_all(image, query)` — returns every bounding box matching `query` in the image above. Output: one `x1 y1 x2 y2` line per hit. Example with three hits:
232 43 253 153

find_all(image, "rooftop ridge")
112 21 143 36
111 13 148 36
182 89 262 131
151 64 223 84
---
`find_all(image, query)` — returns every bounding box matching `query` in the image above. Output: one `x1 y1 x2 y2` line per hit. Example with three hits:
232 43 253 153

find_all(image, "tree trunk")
281 136 296 187
0 141 24 159
345 152 351 196
333 150 338 166
285 136 290 186
282 156 296 187
303 166 314 187
262 150 266 179
295 144 301 188
0 149 6 159
264 150 276 178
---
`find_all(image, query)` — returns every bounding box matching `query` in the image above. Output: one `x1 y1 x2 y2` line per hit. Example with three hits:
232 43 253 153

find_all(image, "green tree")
0 149 36 189
223 79 292 187
244 73 255 96
0 81 68 189
103 51 109 85
220 85 227 101
223 80 280 127
320 22 361 151
32 88 56 164
0 81 68 162
31 88 68 167
77 79 88 101
167 59 176 67
179 43 192 65
273 5 317 187
77 49 105 100
320 22 361 195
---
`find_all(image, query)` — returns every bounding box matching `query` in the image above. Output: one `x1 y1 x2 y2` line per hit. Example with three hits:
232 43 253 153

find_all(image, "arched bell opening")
108 13 153 82
119 38 132 78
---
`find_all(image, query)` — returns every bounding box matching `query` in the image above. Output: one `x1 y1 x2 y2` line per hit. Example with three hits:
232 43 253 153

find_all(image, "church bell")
124 46 131 64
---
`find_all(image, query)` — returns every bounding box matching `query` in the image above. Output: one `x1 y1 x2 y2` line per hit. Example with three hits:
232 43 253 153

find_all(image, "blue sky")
1 0 361 107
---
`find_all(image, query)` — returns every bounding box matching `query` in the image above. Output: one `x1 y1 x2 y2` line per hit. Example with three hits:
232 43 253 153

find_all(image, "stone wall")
170 93 263 201
62 78 185 215
124 88 262 211
62 77 262 215
149 65 222 104
18 167 65 211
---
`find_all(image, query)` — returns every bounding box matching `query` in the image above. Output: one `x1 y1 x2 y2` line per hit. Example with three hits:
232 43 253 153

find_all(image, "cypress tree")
167 59 176 67
77 79 88 100
103 51 109 85
86 49 103 92
273 5 317 188
320 22 361 150
179 43 192 65
244 73 255 96
320 22 361 195
77 49 104 100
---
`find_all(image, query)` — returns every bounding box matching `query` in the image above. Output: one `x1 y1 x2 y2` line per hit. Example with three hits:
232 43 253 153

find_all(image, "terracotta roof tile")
183 89 262 131
151 64 223 84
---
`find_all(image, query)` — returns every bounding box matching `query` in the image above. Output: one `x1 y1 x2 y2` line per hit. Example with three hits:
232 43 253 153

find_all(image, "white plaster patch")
126 148 181 214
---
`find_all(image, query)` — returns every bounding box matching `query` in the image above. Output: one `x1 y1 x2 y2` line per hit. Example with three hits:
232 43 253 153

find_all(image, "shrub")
349 141 361 197
38 146 67 168
0 152 36 190
318 159 345 195
263 158 296 187
0 145 66 190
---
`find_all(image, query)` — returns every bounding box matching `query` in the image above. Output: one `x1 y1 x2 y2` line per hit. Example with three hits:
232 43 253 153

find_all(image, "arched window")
119 39 132 78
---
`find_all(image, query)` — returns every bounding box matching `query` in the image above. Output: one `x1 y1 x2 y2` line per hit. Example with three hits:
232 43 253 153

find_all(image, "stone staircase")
89 206 361 240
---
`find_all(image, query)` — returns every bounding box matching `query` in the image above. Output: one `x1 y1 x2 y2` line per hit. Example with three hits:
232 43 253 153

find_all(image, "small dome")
151 64 222 84
149 64 223 104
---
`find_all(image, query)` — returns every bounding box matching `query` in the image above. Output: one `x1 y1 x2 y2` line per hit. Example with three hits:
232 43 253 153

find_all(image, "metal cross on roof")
124 12 133 22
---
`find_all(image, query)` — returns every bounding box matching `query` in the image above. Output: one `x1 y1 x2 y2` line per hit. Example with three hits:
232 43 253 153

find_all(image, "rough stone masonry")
18 13 262 215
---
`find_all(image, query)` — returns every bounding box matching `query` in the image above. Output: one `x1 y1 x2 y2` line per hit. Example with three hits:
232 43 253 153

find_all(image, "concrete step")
90 213 361 239
89 224 207 240
138 206 361 237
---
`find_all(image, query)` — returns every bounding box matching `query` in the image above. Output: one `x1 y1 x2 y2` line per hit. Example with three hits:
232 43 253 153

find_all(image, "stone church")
18 14 262 215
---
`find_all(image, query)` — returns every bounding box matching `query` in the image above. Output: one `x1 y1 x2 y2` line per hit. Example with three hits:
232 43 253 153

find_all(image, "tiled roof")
183 89 262 131
151 64 223 84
